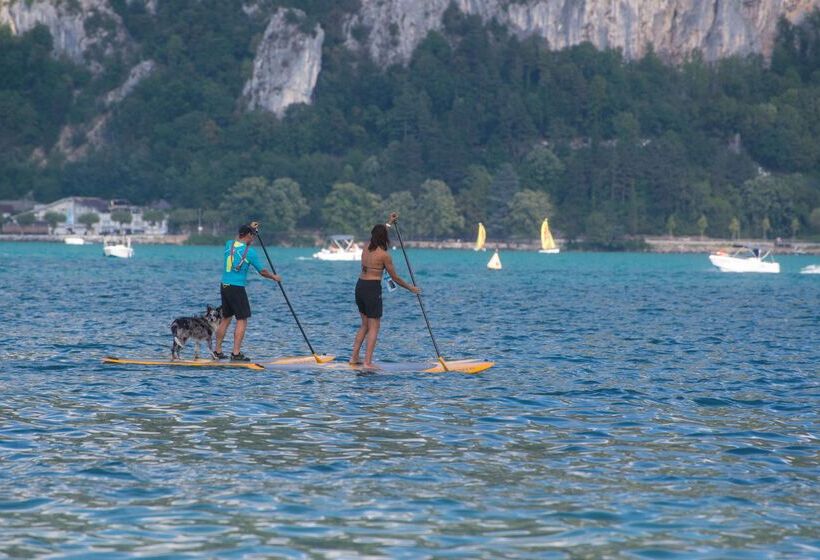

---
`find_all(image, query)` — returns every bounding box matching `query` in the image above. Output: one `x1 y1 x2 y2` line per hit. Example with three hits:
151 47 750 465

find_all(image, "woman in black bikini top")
351 215 420 368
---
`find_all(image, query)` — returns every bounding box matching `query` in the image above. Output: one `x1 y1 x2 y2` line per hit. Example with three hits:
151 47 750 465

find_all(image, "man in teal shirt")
214 223 280 361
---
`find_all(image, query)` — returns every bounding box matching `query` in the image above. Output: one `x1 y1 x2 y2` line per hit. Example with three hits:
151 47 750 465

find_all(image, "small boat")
539 218 559 254
312 235 362 261
709 246 779 273
800 265 820 274
64 236 86 245
103 236 134 259
474 222 487 251
487 249 502 270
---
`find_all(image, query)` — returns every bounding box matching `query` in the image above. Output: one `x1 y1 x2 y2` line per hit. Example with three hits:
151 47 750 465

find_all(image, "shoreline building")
4 197 168 236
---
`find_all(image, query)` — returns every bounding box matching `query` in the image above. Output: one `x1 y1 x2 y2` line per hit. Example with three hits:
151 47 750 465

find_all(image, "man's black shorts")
221 284 251 320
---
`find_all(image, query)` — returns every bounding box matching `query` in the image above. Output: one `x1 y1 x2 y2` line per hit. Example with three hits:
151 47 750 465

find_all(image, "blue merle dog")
171 305 223 360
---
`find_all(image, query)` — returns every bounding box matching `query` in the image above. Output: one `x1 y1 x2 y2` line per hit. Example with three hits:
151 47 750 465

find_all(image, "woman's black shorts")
355 279 382 319
221 284 251 320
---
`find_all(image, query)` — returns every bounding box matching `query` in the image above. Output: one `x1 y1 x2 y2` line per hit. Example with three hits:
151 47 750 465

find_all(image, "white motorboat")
313 235 362 261
800 264 820 274
103 236 134 259
64 236 86 245
709 246 779 273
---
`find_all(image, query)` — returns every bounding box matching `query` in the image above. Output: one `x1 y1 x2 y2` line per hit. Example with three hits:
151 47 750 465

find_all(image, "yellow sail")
487 249 502 270
475 222 486 251
539 218 559 253
540 219 556 250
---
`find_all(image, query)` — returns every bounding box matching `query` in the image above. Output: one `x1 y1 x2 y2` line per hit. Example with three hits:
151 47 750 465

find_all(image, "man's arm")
249 249 281 282
259 269 281 282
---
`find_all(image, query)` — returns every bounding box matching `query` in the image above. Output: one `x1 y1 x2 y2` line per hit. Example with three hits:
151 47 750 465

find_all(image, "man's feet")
230 352 250 362
212 351 226 360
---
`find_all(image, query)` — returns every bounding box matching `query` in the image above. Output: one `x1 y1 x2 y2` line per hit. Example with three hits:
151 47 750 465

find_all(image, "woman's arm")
384 253 420 294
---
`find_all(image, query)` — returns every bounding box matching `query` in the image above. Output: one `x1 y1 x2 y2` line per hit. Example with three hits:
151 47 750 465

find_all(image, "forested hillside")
1 1 819 240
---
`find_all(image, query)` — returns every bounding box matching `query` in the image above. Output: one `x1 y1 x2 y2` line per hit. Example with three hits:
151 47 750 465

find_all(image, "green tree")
585 211 615 245
666 215 678 237
456 165 492 233
167 208 199 234
790 217 800 240
729 216 741 240
220 177 309 238
810 208 820 233
521 145 564 193
202 209 224 235
697 214 708 239
488 163 520 236
142 209 166 226
321 182 381 236
761 216 771 240
506 189 554 237
379 190 418 237
415 179 464 239
43 211 66 234
16 213 35 227
78 212 100 233
110 210 133 231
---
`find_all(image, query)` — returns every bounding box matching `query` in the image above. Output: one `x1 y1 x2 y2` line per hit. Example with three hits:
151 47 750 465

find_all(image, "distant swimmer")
351 213 420 368
214 223 281 362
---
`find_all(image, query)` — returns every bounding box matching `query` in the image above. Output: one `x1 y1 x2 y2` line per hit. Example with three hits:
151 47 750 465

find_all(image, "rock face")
345 0 819 66
243 8 324 118
56 60 156 161
0 0 132 71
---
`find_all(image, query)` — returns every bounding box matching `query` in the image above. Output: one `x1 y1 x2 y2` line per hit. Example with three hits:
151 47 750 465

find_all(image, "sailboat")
539 218 559 254
474 222 487 251
487 248 502 270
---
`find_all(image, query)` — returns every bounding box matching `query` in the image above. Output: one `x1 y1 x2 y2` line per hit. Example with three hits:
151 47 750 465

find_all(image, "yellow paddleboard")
423 359 494 374
341 359 494 374
266 355 335 365
103 356 265 370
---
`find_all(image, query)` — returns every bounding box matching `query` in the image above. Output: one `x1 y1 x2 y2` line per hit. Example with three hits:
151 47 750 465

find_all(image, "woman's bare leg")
363 318 381 367
351 313 368 364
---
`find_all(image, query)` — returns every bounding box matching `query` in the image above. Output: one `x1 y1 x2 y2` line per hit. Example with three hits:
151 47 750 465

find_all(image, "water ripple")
0 245 818 557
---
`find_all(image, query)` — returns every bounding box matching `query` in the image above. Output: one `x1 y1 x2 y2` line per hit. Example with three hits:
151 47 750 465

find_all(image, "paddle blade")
313 354 335 364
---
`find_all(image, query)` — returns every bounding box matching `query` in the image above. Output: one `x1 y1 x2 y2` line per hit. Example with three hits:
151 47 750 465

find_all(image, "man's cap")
238 224 257 236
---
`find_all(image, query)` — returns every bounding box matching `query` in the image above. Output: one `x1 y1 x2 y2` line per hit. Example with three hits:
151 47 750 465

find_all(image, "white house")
29 197 168 235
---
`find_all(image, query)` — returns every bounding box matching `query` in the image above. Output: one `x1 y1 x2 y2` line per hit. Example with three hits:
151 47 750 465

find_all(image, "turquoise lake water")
1 242 818 558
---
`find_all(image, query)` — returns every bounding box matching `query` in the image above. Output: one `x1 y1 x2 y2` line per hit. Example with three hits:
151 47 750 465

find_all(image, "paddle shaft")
391 221 446 366
253 232 319 357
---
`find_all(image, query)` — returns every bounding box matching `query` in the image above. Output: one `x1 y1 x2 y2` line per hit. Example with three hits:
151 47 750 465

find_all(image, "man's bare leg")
232 318 248 355
214 316 232 355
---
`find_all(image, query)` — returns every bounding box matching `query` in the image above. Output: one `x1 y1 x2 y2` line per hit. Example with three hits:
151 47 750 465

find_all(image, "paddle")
250 223 333 364
389 215 449 372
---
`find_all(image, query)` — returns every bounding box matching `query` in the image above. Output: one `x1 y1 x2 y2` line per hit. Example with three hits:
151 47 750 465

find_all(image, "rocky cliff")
0 0 132 72
345 0 819 66
242 9 324 118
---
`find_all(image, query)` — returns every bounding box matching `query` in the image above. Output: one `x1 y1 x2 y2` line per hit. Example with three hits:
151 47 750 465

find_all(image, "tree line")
1 1 818 242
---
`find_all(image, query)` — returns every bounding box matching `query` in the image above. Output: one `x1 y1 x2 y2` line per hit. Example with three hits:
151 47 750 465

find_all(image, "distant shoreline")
2 234 819 255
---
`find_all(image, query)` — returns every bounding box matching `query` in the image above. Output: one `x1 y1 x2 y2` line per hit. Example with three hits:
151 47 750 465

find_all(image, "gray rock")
242 8 324 118
0 0 132 72
344 0 820 66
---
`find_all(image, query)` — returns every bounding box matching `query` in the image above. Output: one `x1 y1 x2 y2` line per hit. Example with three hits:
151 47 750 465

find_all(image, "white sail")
487 250 502 270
